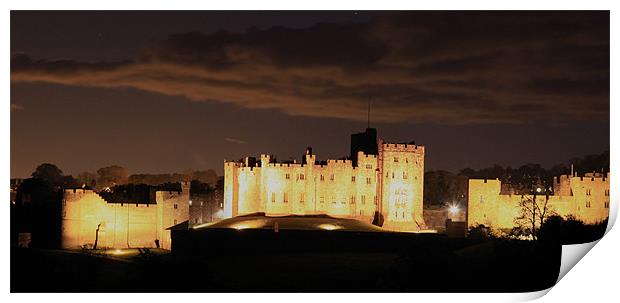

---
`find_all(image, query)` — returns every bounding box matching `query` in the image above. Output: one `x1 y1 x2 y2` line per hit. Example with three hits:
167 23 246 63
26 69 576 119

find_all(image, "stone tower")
378 140 426 230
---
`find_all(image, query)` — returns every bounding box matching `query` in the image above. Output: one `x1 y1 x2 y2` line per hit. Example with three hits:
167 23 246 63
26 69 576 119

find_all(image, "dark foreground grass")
11 232 561 292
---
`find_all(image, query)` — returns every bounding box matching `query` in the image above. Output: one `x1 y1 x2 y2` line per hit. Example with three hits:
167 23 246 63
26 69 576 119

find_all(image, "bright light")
230 219 267 230
536 187 542 193
108 248 127 256
318 223 341 230
448 203 460 214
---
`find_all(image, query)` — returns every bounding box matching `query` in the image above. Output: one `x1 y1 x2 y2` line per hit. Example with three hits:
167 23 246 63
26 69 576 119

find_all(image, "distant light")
189 200 193 206
318 223 341 231
448 203 460 215
536 187 542 193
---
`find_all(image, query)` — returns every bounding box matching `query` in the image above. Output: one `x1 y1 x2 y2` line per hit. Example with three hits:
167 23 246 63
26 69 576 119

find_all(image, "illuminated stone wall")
60 182 190 249
223 142 426 231
467 173 610 230
380 142 425 231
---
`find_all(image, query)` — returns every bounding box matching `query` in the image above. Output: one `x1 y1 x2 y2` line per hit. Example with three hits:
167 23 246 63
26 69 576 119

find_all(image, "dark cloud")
10 12 609 124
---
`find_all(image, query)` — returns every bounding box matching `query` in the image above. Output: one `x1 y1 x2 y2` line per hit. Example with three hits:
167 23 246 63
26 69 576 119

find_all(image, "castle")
60 182 190 249
223 128 426 231
468 172 610 230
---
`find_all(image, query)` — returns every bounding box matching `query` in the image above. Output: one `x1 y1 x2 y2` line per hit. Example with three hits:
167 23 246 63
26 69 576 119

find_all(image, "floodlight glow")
318 223 341 230
449 204 460 214
231 219 267 230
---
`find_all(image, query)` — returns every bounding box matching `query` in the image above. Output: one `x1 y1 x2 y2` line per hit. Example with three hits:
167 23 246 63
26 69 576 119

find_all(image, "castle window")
366 177 371 185
300 193 305 204
480 196 484 204
320 175 325 181
284 192 288 203
374 196 378 205
320 196 325 204
392 172 395 179
405 158 409 163
605 201 609 208
331 196 336 204
350 196 356 204
362 195 366 205
299 174 305 180
219 202 223 208
366 164 372 169
272 192 276 203
352 176 356 182
189 200 193 206
330 174 334 181
586 201 591 208
394 157 399 163
285 173 291 180
403 172 408 179
174 204 178 209
174 219 177 225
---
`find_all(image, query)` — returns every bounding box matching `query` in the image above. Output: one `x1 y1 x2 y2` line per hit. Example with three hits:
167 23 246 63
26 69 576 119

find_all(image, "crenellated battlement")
326 159 352 165
381 142 424 153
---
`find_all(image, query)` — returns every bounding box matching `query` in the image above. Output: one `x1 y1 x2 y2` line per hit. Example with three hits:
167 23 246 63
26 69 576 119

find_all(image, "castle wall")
188 189 225 226
61 184 190 250
468 174 610 230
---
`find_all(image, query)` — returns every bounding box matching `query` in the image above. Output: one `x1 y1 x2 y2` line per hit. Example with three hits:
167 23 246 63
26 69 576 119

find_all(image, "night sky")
10 11 609 178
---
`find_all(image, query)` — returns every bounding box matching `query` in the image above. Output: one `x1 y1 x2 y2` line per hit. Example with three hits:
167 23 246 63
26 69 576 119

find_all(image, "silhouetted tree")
76 171 98 188
31 163 64 187
514 192 556 241
424 171 467 206
96 165 128 189
192 169 219 185
538 215 607 244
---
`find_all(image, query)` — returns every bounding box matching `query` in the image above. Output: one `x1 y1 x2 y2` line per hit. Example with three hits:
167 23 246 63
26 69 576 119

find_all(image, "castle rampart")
60 182 190 249
468 174 610 230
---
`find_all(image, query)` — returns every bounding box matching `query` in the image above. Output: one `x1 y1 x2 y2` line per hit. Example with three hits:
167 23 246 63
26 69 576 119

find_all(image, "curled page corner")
557 240 599 283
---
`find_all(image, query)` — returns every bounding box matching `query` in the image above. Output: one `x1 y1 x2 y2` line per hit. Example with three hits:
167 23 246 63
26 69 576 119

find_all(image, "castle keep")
60 182 190 249
223 128 426 231
468 172 610 230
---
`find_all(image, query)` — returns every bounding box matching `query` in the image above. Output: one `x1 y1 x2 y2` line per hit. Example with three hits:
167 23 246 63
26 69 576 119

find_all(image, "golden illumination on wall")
223 142 427 232
468 174 610 230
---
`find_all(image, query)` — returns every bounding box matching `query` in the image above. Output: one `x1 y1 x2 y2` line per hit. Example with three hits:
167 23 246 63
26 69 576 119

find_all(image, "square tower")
378 141 426 231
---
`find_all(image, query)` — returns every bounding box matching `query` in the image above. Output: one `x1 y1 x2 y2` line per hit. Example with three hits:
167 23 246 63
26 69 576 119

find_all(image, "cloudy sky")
10 11 609 178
